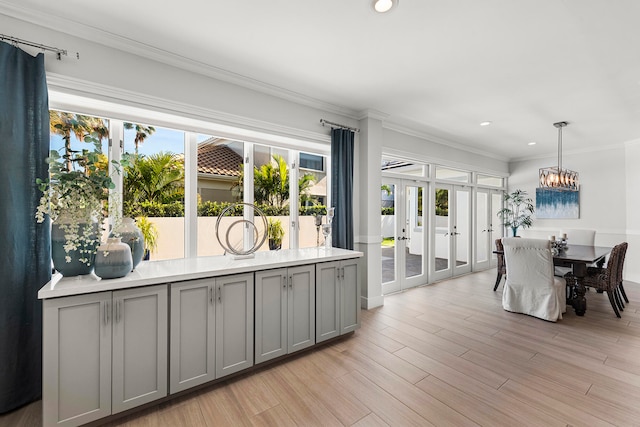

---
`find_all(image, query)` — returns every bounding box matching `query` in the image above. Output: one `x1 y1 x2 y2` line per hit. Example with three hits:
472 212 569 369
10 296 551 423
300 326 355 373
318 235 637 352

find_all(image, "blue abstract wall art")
536 188 579 219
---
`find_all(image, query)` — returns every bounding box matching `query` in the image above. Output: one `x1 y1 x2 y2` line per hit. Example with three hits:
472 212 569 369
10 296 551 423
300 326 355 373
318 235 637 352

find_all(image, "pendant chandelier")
538 121 579 191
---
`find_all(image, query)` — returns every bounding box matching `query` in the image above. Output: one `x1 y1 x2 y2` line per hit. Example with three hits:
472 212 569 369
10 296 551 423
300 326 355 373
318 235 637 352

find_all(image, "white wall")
625 141 640 282
509 144 638 282
382 128 509 176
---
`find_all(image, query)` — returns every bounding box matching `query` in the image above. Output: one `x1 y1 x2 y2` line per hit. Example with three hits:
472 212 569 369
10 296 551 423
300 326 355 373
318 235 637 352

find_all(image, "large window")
122 123 185 260
49 109 329 262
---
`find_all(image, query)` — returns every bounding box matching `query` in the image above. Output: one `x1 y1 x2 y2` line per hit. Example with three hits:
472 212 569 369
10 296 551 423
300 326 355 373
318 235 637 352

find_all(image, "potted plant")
497 189 534 237
36 113 123 276
267 218 284 250
136 216 158 260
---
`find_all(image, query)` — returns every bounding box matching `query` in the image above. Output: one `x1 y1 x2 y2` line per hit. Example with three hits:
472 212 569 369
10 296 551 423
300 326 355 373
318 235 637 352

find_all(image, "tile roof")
198 142 242 177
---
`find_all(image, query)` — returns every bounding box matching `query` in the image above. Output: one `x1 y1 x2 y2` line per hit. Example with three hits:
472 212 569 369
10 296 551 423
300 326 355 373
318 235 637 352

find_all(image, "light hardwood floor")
4 268 640 426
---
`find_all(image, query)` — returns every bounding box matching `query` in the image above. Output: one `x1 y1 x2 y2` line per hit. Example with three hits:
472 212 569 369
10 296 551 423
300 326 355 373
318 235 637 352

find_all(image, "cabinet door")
340 259 361 334
316 261 340 343
112 285 168 413
255 268 287 364
170 279 215 394
43 292 112 427
288 265 315 353
216 273 254 378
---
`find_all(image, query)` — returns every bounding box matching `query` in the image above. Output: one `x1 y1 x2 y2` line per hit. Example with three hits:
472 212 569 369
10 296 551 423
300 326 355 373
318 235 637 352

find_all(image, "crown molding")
0 2 359 120
47 73 331 148
510 142 627 163
356 109 389 121
382 121 510 162
624 138 640 147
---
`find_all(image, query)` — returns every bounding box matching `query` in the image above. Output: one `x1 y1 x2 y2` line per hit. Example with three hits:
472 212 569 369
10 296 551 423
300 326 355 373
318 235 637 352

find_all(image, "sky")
50 122 212 158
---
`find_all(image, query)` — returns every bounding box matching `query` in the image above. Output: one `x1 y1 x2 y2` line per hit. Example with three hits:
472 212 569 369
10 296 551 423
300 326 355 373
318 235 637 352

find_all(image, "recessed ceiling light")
480 121 492 126
528 142 537 146
373 0 397 13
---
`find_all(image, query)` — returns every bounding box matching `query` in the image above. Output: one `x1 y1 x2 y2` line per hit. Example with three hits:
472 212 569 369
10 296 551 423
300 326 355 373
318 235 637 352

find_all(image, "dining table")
553 244 612 316
493 243 612 316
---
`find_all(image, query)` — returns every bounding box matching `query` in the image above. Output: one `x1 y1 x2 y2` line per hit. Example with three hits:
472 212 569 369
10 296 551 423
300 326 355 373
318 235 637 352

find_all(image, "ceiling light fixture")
373 0 397 13
480 121 492 126
538 121 579 191
528 142 536 146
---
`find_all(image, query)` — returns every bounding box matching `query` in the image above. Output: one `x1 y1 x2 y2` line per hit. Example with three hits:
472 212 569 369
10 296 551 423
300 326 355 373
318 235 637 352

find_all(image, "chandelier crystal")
538 121 579 191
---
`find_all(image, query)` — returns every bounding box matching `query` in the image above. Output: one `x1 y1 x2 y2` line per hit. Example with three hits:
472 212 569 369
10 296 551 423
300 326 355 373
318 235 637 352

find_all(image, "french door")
381 178 428 295
431 184 472 281
474 188 504 271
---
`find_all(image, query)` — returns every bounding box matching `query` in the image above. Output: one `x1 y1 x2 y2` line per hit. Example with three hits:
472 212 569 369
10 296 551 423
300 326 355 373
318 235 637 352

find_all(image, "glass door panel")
491 192 504 266
453 187 471 276
434 186 450 274
405 185 423 280
432 184 471 280
381 180 398 294
475 190 489 266
382 179 428 295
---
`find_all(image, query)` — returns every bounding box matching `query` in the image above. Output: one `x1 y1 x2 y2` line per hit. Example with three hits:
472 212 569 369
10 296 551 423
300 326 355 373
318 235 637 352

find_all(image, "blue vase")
94 238 133 279
51 222 99 277
110 218 145 270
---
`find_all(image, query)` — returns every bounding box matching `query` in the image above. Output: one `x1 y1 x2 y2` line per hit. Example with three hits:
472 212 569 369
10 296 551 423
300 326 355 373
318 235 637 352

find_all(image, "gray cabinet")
255 265 315 364
316 259 360 343
112 286 168 414
43 285 168 427
170 273 253 394
216 273 254 378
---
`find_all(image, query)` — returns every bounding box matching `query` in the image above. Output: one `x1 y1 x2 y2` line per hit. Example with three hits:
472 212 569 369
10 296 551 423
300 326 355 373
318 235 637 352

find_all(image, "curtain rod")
0 34 70 60
320 119 359 133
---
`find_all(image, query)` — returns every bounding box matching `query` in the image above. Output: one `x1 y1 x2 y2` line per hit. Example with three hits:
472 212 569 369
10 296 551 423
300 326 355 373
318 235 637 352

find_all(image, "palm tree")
49 111 106 171
124 122 156 155
234 154 316 208
124 152 184 206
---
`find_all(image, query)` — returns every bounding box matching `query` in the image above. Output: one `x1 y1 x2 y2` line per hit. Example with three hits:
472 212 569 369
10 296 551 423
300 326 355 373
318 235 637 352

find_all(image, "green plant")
497 189 534 236
36 113 120 265
267 218 285 247
136 216 158 254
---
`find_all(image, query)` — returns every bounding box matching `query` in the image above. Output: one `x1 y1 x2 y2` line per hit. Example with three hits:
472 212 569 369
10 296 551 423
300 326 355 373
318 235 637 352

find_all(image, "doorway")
431 184 472 281
381 178 428 295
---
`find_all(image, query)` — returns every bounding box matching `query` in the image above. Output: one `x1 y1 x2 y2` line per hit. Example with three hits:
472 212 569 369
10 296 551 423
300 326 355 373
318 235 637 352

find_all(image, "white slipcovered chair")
556 229 597 277
560 229 596 246
502 238 566 322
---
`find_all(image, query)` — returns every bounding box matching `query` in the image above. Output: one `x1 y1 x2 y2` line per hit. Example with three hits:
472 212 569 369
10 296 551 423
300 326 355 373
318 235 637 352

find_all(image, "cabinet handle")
282 275 287 289
209 286 213 305
289 275 292 289
217 285 221 303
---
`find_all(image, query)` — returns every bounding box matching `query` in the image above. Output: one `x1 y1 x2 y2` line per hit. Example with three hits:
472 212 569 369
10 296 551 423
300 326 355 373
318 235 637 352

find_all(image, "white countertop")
38 247 363 299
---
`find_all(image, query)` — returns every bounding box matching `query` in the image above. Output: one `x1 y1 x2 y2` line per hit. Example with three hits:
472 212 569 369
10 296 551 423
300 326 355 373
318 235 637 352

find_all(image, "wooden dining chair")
494 238 506 291
582 242 628 318
617 243 629 303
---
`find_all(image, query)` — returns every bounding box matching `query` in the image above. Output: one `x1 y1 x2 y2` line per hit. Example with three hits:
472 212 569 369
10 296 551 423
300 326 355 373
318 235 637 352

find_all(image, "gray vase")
51 221 99 277
110 218 145 270
94 238 133 279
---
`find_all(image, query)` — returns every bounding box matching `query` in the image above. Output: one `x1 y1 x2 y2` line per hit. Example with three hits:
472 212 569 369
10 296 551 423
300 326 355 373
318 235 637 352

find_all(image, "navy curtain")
0 42 51 413
330 128 354 250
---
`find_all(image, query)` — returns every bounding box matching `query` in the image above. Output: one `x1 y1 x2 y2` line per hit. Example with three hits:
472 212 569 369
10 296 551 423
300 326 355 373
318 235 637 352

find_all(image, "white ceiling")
5 0 640 160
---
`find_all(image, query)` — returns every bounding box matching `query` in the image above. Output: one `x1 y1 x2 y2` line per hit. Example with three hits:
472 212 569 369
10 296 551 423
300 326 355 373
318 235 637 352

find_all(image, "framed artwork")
536 188 579 219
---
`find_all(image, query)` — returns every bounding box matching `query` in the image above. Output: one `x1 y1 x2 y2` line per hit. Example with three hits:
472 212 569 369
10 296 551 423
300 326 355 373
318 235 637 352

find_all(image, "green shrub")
381 207 394 215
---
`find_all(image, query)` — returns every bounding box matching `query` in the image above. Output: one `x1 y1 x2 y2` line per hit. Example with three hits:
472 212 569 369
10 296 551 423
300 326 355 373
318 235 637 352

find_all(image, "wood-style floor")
4 268 640 426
